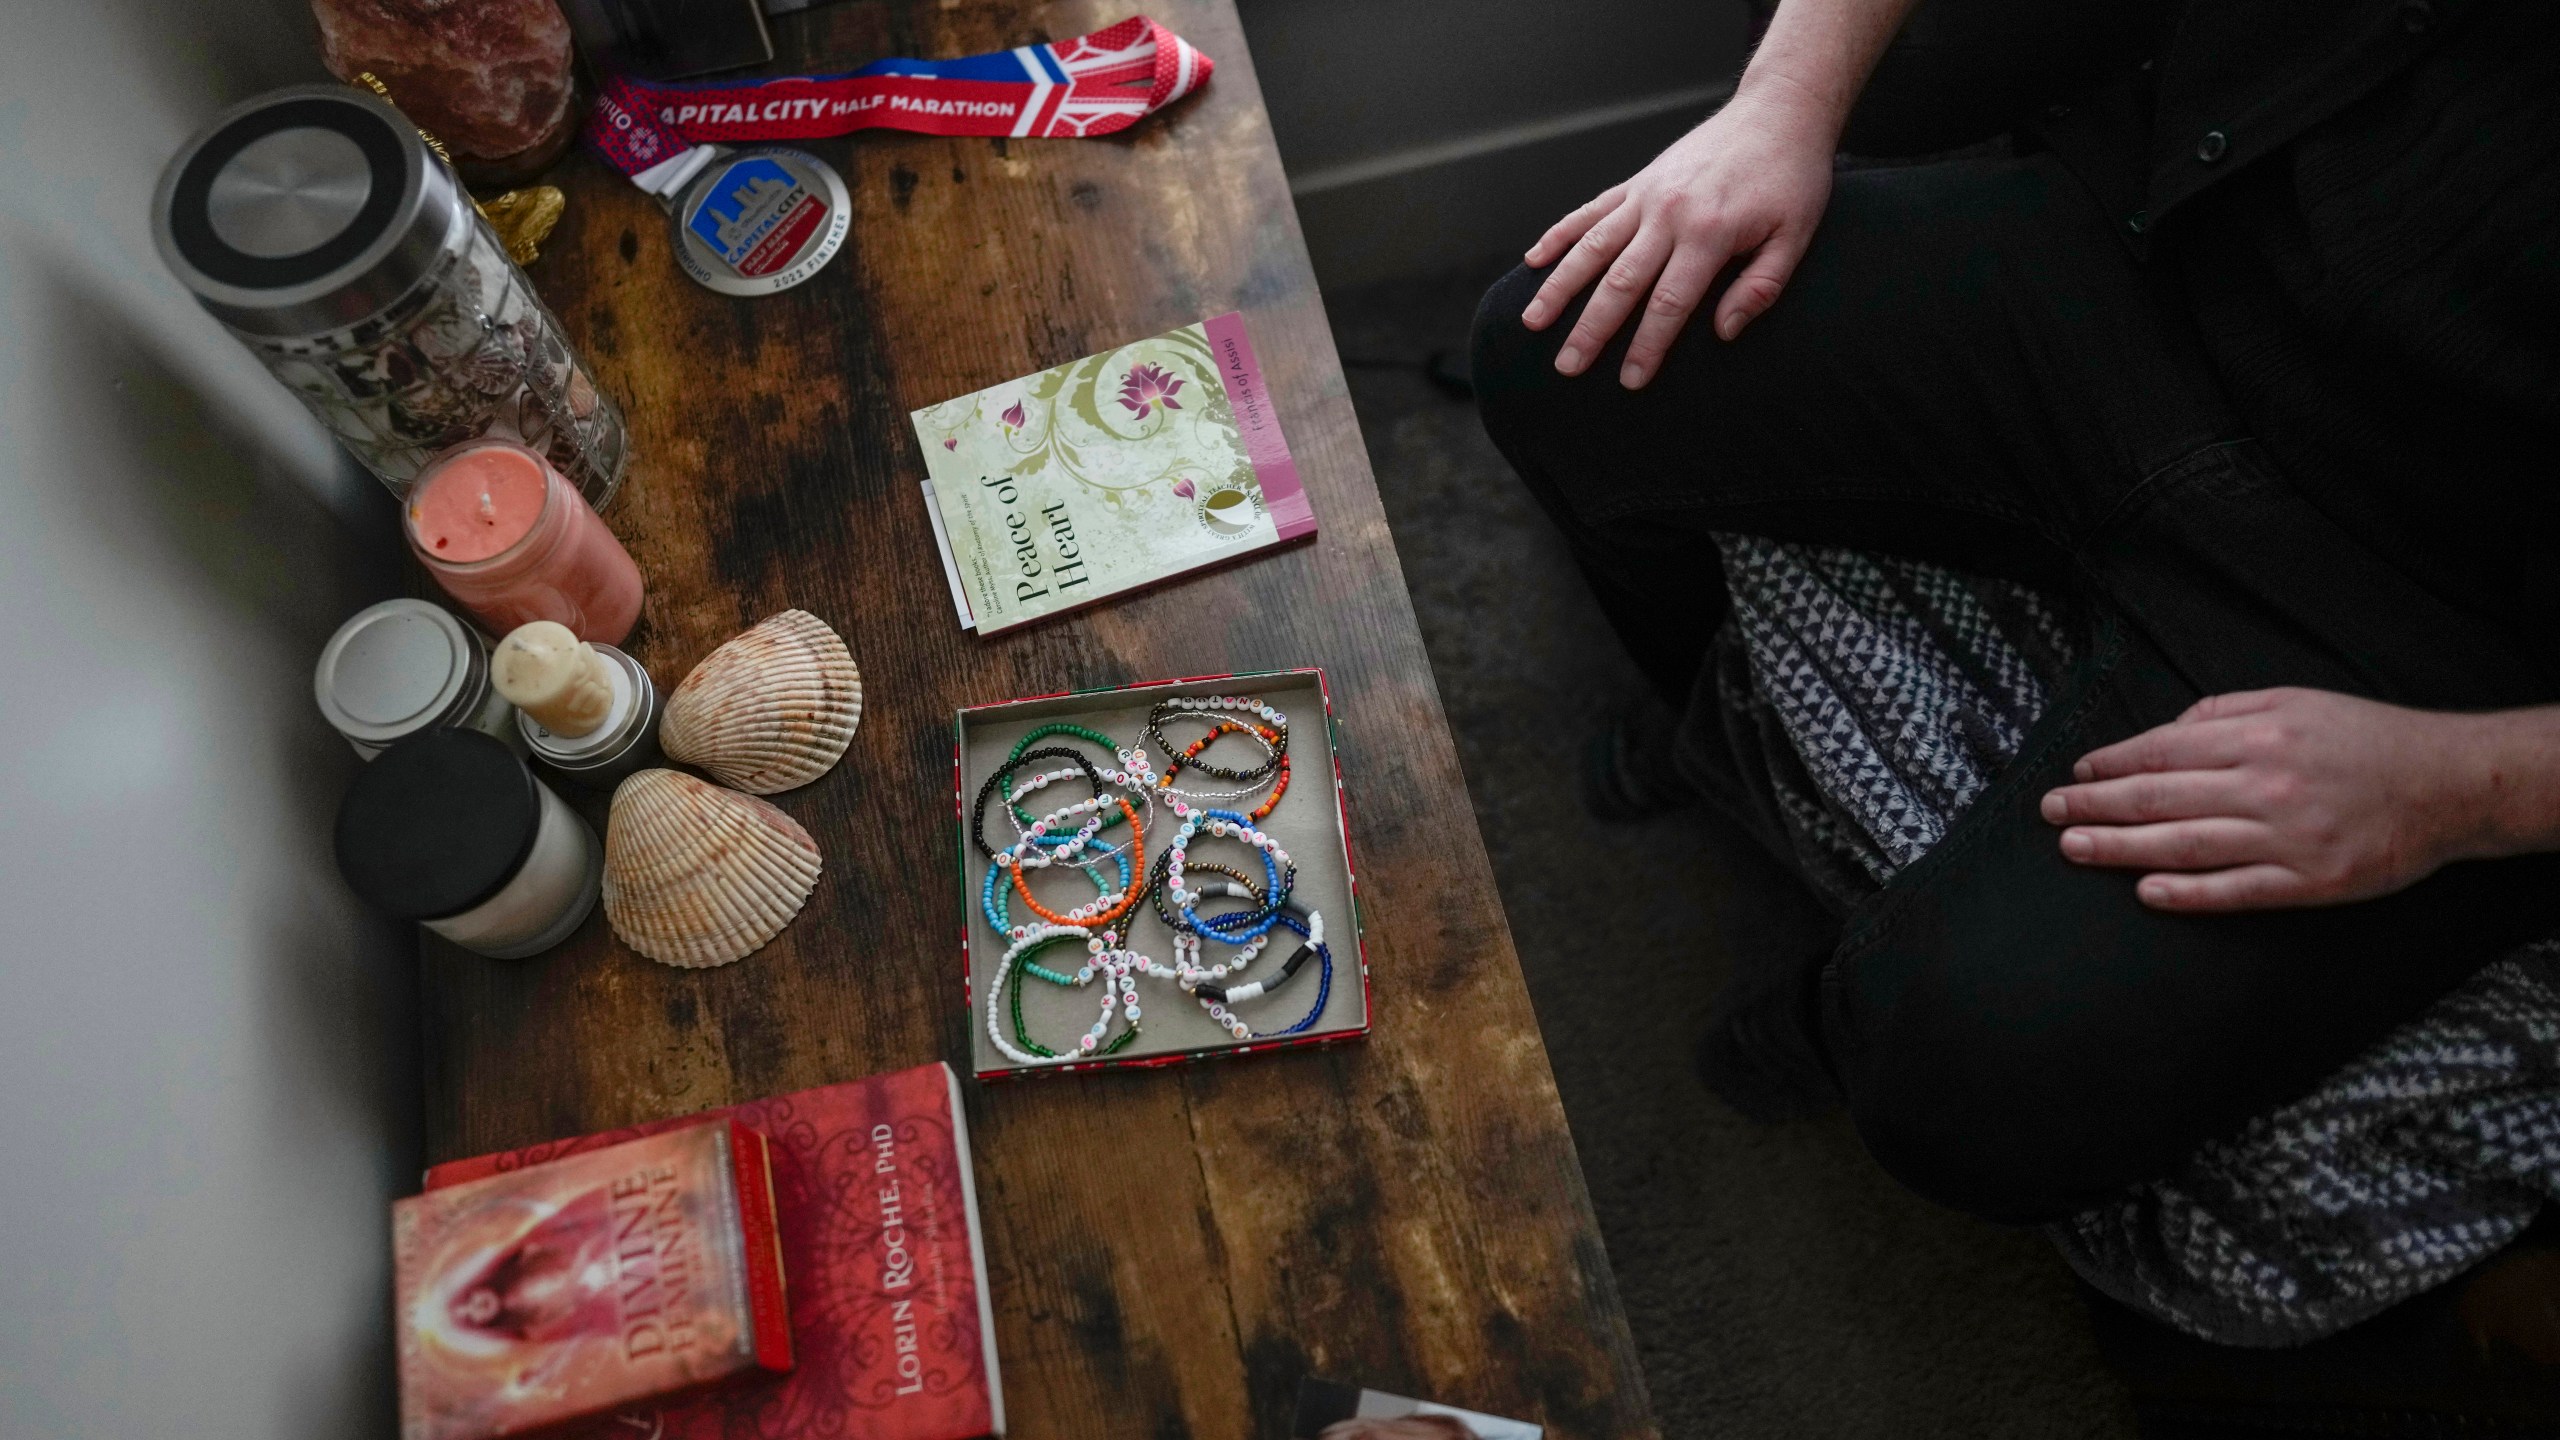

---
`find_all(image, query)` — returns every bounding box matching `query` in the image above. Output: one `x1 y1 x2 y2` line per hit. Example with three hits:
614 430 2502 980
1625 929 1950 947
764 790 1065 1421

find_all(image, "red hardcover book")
394 1120 793 1440
425 1063 1004 1440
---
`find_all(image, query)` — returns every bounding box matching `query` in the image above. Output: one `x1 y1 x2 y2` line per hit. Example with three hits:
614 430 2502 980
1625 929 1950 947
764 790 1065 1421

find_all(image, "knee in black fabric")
1467 264 1565 433
1816 742 2254 1225
1828 982 2119 1225
1821 835 2350 1226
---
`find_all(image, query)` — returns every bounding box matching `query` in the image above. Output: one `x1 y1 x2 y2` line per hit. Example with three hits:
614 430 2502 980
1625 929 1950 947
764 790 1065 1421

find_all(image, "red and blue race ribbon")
590 17 1213 196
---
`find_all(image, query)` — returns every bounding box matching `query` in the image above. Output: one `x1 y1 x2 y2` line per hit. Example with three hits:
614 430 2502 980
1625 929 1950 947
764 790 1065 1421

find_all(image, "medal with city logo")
672 147 851 296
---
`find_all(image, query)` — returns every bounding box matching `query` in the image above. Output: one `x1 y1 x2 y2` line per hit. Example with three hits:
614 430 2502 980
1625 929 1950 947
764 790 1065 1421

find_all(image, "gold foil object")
476 185 566 265
349 72 565 264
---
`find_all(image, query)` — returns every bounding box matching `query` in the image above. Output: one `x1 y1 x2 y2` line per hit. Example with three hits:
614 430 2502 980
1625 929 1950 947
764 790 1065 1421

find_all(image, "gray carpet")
1327 266 2140 1439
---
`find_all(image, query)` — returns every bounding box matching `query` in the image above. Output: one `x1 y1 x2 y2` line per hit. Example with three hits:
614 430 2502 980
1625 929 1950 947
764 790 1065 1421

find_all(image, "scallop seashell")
660 609 863 794
603 769 823 968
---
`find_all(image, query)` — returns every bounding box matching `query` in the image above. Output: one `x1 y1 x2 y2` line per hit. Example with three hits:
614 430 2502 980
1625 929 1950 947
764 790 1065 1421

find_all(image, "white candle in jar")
492 620 615 737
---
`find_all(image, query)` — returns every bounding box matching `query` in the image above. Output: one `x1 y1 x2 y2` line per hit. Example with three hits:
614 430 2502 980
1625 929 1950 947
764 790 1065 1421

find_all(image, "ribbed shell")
602 769 822 968
659 610 862 795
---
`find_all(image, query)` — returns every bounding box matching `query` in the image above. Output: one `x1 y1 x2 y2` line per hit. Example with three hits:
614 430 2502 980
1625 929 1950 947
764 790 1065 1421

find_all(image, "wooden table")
422 4 1657 1434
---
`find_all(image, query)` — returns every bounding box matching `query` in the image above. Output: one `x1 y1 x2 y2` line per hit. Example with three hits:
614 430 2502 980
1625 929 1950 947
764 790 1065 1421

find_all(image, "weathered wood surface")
421 3 1657 1434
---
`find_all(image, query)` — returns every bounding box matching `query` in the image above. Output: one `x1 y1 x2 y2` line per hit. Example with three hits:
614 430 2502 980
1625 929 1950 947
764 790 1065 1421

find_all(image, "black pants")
1470 149 2560 1224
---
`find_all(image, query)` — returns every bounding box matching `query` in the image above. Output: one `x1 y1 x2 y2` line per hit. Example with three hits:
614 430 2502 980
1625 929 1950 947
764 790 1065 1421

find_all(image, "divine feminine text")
608 1163 700 1362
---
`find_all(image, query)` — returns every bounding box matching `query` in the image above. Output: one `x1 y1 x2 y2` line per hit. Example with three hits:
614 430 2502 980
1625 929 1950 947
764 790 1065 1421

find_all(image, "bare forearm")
2449 705 2560 859
1737 0 1924 139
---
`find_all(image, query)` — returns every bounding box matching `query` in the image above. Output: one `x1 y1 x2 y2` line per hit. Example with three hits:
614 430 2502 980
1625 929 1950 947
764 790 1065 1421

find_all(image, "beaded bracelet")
1000 723 1128 830
1115 736 1278 816
1144 826 1289 954
1148 859 1263 925
1145 707 1286 787
978 747 1155 913
1148 848 1279 939
1003 793 1146 930
1154 718 1291 821
971 746 1105 861
1164 806 1296 943
1146 695 1288 782
1192 908 1332 1041
988 778 1142 930
986 926 1142 1064
1188 903 1325 1005
1009 943 1143 1059
1147 860 1278 988
982 829 1126 938
998 765 1156 875
991 771 1125 873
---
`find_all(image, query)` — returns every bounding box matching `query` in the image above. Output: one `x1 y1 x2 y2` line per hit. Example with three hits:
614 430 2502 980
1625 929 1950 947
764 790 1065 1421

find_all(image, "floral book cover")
423 1063 1005 1440
393 1120 792 1440
911 311 1316 635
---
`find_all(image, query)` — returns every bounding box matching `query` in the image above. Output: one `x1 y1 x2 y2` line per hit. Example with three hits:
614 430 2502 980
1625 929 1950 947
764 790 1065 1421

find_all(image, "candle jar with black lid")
335 728 600 959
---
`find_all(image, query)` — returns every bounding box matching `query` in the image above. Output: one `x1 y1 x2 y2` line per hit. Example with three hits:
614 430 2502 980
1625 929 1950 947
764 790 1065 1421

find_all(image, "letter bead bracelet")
1000 723 1128 830
1145 695 1288 782
1148 716 1291 820
989 926 1143 1065
971 746 1106 861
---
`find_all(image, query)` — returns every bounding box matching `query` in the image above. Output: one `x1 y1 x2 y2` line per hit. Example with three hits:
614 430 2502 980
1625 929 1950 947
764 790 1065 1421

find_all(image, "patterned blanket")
1710 532 2560 1346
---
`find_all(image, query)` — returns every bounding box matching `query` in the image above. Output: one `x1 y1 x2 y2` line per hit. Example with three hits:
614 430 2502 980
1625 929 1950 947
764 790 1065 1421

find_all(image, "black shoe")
1579 704 1702 823
1693 819 1848 1121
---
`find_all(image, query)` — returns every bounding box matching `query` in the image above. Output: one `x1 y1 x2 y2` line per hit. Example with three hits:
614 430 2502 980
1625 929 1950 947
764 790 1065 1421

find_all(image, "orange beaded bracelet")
1156 718 1291 822
1008 794 1147 929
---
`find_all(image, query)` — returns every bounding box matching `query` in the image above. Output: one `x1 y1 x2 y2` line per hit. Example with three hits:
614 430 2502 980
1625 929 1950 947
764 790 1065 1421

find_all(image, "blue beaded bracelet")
1197 909 1331 1040
984 834 1128 940
1165 808 1292 941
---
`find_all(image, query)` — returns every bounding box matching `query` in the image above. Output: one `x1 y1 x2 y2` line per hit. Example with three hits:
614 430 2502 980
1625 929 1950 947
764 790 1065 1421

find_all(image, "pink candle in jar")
407 440 644 644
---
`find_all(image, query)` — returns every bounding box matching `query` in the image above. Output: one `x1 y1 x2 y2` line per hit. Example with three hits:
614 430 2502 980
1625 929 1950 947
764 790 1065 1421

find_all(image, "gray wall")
0 3 422 1436
1237 0 1756 287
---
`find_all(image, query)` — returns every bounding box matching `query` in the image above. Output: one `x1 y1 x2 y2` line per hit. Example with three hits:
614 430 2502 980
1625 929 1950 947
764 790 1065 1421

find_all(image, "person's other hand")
2039 688 2487 912
1519 90 1837 388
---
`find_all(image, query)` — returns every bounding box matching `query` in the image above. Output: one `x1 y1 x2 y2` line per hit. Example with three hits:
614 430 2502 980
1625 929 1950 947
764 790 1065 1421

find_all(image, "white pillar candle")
492 620 615 737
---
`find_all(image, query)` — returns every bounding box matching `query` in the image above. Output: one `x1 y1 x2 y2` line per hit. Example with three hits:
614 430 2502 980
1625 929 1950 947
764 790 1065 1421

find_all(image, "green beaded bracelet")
1000 723 1130 830
1008 937 1137 1058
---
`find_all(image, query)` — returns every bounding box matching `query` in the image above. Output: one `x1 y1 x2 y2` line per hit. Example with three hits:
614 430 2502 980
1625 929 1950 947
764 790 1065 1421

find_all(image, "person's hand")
2038 688 2499 913
1519 89 1837 389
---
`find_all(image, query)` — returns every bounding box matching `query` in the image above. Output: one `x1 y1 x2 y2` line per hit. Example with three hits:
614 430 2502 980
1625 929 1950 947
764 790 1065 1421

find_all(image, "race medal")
671 147 850 296
589 18 1212 295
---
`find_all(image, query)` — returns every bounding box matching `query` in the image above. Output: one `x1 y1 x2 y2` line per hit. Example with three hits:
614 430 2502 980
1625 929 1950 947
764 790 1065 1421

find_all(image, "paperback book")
912 312 1315 634
424 1063 1004 1440
393 1120 792 1440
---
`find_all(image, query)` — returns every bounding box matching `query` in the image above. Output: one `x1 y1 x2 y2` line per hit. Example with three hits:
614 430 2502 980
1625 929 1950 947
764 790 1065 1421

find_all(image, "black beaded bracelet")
1145 698 1288 783
970 746 1108 861
1144 855 1264 936
1142 837 1296 939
